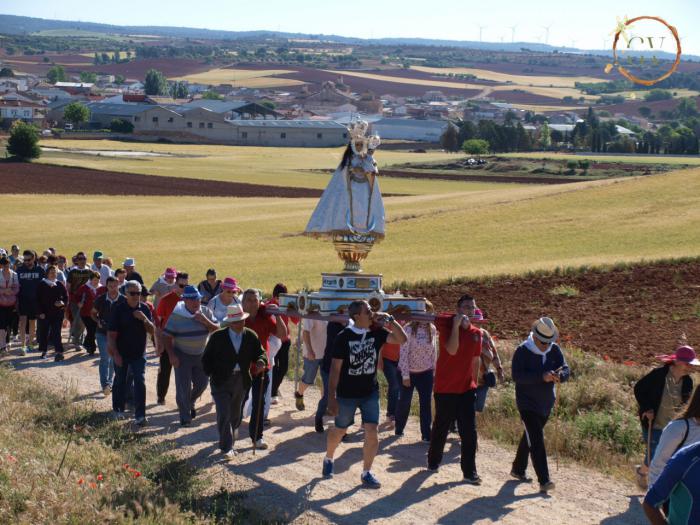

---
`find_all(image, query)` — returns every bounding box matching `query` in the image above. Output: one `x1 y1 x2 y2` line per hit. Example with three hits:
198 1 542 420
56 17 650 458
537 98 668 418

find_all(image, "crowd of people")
1 244 698 521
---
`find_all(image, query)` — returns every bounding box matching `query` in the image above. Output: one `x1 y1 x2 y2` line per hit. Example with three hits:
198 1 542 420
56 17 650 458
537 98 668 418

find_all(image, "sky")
2 0 699 56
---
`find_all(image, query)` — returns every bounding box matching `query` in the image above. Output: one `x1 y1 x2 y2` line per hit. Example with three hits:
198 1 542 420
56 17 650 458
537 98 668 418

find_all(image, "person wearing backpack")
649 385 700 486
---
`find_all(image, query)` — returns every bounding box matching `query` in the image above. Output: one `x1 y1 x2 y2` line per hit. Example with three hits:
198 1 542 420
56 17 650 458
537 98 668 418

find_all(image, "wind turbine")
542 23 553 45
509 25 517 43
477 24 487 43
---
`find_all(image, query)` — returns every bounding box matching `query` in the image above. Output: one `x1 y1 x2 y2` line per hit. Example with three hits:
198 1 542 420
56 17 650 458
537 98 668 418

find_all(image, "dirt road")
5 342 645 524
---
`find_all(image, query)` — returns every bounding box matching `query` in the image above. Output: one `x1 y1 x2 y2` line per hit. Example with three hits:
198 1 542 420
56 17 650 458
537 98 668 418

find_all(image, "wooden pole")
293 321 303 398
252 370 266 456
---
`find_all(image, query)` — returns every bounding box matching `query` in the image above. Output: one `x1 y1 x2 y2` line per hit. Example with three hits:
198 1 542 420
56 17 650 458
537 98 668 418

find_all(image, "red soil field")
406 260 700 365
0 161 322 198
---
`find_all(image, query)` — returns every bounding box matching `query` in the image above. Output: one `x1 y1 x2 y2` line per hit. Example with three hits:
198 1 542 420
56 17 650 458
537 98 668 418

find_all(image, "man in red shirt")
427 293 483 484
154 272 188 404
242 288 287 450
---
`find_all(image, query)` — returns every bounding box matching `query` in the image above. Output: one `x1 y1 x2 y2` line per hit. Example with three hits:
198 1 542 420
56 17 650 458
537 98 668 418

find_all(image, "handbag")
483 370 497 388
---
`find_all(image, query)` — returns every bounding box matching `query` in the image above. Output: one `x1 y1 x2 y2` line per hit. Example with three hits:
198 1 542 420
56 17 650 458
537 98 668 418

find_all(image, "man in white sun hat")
510 316 570 494
202 303 267 459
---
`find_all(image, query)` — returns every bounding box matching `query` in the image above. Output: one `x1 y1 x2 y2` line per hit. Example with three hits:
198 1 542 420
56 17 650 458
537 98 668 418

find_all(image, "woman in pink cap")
634 345 697 487
207 277 242 324
149 267 177 309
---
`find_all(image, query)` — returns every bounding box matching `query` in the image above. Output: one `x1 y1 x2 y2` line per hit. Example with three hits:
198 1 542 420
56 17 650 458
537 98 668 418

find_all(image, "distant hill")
1 14 698 61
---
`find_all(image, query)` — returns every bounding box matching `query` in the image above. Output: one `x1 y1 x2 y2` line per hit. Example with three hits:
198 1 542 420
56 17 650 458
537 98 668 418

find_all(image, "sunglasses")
127 291 140 296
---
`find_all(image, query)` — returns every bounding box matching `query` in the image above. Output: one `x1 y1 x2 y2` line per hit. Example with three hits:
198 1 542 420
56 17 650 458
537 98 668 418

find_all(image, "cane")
253 368 266 457
293 322 303 397
552 367 564 471
646 418 654 467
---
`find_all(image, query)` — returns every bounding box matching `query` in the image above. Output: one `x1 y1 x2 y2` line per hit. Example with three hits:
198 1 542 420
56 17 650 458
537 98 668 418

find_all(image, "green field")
6 163 700 291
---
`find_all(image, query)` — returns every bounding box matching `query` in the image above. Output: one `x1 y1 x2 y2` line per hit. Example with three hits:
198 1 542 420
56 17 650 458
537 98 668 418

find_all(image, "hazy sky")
3 0 699 56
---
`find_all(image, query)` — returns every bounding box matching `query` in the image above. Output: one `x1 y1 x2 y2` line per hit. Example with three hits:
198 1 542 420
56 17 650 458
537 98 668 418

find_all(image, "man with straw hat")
510 316 570 493
202 303 267 459
634 345 696 488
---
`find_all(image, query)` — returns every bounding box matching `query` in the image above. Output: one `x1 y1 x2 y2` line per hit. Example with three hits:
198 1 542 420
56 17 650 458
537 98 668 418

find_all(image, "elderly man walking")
511 317 570 493
202 304 268 458
108 280 155 426
323 300 407 488
162 285 219 426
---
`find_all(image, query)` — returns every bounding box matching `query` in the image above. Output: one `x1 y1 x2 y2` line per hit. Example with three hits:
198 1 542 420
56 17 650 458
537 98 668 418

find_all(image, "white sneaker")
271 396 280 405
223 449 237 459
254 438 268 450
19 347 27 356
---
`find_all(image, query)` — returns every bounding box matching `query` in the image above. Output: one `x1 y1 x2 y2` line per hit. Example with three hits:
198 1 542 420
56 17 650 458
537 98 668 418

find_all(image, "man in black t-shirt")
108 280 154 426
322 300 407 489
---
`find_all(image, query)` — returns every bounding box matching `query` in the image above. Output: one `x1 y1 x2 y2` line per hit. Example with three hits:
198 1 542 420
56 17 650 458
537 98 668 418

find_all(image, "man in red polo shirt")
427 293 482 484
242 288 287 450
154 272 188 404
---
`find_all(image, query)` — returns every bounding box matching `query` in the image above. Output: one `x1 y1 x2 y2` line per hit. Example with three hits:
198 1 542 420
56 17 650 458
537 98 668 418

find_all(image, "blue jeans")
95 332 114 389
475 384 490 413
382 358 401 418
315 367 329 424
642 426 664 466
335 388 380 429
395 369 433 440
113 355 146 419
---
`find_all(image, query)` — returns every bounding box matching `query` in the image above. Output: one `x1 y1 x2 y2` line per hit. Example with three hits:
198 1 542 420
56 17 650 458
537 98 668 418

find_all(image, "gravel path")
4 339 645 524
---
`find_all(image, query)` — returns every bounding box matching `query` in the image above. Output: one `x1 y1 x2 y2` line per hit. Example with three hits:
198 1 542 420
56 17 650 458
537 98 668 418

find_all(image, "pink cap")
222 277 241 291
164 267 177 278
658 345 699 366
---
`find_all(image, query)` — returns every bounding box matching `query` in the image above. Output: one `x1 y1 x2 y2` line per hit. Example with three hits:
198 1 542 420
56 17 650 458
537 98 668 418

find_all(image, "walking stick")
554 380 561 471
646 418 654 467
293 322 303 397
253 369 266 456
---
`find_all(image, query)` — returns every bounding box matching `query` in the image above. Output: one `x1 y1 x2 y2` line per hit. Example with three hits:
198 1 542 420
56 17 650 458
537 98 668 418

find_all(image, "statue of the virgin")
304 120 385 240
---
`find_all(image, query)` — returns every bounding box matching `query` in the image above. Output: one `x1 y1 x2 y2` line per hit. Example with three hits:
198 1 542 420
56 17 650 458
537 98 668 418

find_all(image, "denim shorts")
335 389 380 429
301 358 322 386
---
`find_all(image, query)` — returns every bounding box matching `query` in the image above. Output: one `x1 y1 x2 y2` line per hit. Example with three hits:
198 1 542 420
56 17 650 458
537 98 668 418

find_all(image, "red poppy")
623 360 636 366
97 473 104 481
77 478 85 485
89 482 97 489
132 471 142 478
6 454 17 463
603 355 611 361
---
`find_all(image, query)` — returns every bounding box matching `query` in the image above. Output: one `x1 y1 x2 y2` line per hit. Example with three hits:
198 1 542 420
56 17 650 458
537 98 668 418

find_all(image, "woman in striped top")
395 303 437 442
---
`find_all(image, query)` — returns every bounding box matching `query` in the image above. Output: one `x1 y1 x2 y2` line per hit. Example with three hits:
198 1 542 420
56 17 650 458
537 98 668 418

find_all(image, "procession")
1 121 699 523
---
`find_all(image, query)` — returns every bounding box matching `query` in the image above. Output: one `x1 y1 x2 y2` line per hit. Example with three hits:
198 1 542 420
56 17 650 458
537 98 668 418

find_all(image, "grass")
410 65 608 87
500 152 700 165
0 364 262 524
550 284 580 297
36 139 492 194
325 69 598 102
473 344 674 480
4 165 700 291
171 68 305 88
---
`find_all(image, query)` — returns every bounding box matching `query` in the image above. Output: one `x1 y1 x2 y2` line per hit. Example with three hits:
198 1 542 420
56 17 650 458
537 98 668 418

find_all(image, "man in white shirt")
294 317 328 413
91 251 113 286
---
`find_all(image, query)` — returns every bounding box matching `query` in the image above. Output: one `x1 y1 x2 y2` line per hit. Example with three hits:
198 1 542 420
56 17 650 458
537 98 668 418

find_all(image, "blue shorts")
301 358 322 386
335 389 380 429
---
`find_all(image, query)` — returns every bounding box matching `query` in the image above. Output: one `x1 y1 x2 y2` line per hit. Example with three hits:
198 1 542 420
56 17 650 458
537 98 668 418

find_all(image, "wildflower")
6 454 17 463
603 355 611 361
97 473 104 482
623 360 636 366
123 463 129 469
78 478 85 485
132 471 142 478
89 482 97 489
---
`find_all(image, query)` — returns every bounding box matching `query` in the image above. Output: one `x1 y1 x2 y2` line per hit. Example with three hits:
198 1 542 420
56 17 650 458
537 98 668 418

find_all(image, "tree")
79 71 97 83
462 138 490 156
144 69 167 96
538 121 552 149
47 65 66 84
0 67 14 77
638 106 653 119
63 102 90 128
169 81 189 99
110 118 134 133
201 90 223 100
114 74 125 85
7 121 41 160
440 123 460 152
